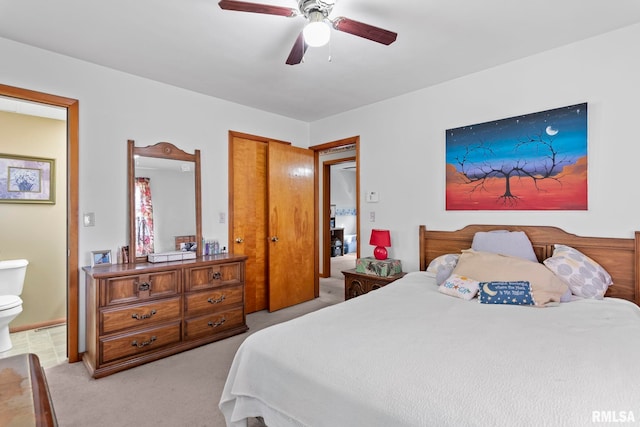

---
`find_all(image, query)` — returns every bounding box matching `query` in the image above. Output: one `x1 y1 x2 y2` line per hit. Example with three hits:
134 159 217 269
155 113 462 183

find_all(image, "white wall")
310 23 640 272
0 37 309 350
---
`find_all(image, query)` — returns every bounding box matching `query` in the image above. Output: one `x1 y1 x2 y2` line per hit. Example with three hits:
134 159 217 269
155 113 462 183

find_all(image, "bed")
219 225 640 427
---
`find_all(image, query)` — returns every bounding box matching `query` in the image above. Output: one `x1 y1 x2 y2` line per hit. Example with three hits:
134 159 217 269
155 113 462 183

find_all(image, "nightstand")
342 268 407 300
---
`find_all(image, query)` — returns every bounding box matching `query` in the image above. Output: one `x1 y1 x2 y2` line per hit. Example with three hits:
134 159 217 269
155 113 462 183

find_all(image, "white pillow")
543 245 613 299
471 230 538 262
438 274 479 300
427 254 460 285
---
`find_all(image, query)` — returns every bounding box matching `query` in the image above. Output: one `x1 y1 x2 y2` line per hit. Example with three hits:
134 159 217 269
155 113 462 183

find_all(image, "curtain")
135 177 154 256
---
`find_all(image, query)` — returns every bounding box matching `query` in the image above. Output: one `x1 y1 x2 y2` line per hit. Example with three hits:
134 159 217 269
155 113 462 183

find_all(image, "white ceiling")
2 0 640 122
0 95 66 120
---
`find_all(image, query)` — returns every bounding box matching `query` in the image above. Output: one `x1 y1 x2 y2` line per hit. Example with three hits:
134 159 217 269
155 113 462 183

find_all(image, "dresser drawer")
100 297 182 335
101 270 180 306
183 307 244 340
185 262 242 291
100 322 182 364
184 285 243 317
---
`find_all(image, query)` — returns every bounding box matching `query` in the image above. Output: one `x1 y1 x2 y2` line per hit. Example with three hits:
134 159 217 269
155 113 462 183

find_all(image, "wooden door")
267 142 316 311
229 135 268 313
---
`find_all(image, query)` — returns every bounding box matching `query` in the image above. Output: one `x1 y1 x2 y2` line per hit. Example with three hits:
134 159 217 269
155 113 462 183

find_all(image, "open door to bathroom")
0 84 80 363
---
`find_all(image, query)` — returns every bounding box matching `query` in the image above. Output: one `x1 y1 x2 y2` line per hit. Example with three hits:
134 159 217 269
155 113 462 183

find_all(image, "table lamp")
370 229 391 260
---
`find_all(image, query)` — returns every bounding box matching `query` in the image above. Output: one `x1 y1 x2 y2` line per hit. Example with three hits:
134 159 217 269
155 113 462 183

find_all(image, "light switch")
366 191 379 202
83 212 95 227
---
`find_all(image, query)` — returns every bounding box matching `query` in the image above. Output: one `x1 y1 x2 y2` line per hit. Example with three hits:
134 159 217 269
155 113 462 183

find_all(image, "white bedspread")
219 272 640 426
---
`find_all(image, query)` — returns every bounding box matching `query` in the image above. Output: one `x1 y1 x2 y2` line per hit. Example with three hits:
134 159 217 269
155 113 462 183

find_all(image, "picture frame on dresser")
90 249 112 267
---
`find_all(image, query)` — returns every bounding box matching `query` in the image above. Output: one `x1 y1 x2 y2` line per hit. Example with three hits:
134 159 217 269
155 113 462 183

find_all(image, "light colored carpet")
45 280 344 427
330 252 356 279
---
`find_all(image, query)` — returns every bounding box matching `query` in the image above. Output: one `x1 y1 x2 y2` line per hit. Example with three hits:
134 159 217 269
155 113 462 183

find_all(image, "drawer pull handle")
209 271 222 281
131 336 157 348
131 309 157 320
207 295 226 304
208 317 226 328
136 281 151 291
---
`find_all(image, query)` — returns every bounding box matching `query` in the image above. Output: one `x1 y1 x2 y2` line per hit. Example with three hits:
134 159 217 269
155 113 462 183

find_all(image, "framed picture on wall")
91 250 112 267
445 103 587 210
0 153 55 204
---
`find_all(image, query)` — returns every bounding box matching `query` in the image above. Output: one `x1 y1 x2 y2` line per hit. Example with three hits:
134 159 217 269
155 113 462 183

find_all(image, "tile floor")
0 324 67 368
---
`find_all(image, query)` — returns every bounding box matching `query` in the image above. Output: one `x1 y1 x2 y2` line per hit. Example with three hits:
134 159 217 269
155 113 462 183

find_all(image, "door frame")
310 136 360 278
0 84 80 363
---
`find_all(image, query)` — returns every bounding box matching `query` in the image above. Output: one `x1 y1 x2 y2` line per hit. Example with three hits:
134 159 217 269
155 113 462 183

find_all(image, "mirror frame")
128 139 202 262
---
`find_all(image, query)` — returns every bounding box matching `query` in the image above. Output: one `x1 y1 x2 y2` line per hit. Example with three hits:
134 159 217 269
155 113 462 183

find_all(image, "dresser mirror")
127 140 202 262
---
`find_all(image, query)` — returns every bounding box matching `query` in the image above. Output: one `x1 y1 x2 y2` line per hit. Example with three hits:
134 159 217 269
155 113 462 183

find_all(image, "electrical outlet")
219 212 226 223
369 211 375 222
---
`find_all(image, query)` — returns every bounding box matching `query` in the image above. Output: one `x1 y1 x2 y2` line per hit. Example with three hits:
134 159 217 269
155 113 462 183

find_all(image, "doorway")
310 136 360 279
0 84 80 363
327 160 357 277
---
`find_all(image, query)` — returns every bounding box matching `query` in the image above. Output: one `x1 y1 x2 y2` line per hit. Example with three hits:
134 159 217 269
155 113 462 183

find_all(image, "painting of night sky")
445 103 587 210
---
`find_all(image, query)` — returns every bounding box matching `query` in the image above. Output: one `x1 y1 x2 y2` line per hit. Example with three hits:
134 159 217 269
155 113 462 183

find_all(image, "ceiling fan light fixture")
303 10 331 47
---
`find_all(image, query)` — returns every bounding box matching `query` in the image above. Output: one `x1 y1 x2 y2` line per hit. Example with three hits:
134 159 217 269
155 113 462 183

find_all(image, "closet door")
229 133 316 313
267 142 315 311
230 134 268 313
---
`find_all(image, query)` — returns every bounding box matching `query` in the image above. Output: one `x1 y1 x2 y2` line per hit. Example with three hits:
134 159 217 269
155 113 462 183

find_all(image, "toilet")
0 259 28 352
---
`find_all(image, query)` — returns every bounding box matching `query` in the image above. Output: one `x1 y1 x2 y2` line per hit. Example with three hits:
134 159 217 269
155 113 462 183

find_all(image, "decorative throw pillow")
478 281 535 305
543 245 613 299
452 249 568 307
438 274 479 300
471 230 538 262
427 254 460 285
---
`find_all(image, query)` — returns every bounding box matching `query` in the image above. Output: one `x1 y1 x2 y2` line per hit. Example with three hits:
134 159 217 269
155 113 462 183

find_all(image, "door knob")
271 236 279 242
235 238 244 243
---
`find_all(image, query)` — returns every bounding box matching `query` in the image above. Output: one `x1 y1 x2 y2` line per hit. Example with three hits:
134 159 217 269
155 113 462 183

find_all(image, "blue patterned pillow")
478 281 536 305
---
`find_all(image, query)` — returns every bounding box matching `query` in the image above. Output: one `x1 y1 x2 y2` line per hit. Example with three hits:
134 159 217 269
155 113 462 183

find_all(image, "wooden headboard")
419 224 640 305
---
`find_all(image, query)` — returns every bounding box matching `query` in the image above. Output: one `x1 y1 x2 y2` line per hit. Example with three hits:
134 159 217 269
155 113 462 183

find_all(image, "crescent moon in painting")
483 283 498 297
546 126 559 136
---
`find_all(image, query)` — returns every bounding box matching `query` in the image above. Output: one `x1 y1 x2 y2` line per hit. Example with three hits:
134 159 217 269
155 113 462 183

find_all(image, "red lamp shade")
369 229 391 260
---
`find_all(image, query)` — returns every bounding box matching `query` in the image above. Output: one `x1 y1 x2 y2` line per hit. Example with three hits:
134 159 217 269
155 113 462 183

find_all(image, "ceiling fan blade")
218 0 298 17
332 17 397 45
286 32 308 65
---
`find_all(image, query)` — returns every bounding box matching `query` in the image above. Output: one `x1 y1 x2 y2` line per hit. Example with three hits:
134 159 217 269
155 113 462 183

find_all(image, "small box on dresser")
355 257 402 277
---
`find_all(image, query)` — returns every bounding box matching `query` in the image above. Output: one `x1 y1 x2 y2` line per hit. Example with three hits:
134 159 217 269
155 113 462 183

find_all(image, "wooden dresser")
82 254 248 378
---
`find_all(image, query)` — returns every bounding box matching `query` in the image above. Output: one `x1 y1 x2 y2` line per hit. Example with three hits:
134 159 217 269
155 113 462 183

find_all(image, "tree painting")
446 103 587 210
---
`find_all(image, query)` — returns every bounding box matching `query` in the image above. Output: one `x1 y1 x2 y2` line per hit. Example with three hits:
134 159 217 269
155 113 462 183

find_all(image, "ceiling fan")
218 0 397 65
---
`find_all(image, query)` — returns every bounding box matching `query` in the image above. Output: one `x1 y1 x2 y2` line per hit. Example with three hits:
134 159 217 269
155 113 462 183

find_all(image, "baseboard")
9 318 66 333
